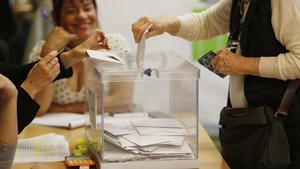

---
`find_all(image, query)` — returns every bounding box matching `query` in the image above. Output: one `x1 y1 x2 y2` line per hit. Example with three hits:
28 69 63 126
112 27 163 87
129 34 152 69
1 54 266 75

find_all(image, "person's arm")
0 75 18 145
211 0 300 78
0 74 18 169
33 29 108 116
258 0 300 80
175 0 232 41
131 0 232 43
17 51 74 133
17 51 60 133
47 102 85 114
34 85 53 116
17 87 40 133
41 26 78 58
0 62 37 87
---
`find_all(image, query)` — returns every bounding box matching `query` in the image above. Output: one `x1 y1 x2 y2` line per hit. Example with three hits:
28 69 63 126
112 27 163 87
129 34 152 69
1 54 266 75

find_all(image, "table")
12 124 230 169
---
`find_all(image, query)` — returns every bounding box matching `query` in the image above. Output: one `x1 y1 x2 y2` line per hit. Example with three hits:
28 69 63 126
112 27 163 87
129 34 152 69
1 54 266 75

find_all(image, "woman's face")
59 0 97 45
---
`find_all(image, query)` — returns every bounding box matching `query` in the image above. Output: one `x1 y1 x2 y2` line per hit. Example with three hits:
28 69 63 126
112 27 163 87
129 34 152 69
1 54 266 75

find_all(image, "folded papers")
102 112 195 162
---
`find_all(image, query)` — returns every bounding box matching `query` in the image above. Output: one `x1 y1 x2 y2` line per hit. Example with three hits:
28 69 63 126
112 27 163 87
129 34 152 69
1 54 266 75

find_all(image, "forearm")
259 54 300 81
17 87 40 133
175 0 232 41
48 102 84 114
33 85 54 116
238 57 260 76
0 96 17 145
59 49 82 69
0 62 37 87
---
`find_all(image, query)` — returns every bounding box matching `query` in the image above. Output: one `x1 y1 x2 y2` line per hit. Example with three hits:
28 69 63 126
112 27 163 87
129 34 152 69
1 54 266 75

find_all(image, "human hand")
60 29 109 68
41 26 78 57
21 51 60 98
131 16 180 43
211 49 260 76
0 74 17 100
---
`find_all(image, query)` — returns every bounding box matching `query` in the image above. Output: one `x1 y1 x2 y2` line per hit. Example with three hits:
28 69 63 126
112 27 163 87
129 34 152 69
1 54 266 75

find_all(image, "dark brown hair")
52 0 97 25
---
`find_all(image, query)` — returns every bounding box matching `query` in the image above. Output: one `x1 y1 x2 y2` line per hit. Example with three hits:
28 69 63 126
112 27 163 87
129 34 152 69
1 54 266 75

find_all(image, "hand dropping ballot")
86 50 125 64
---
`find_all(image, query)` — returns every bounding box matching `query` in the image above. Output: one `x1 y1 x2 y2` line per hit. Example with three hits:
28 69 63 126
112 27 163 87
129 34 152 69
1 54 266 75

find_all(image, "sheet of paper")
131 118 184 128
122 133 184 147
113 112 149 119
136 127 187 136
32 113 86 129
105 127 135 136
14 134 70 163
101 113 195 162
146 141 193 156
136 24 153 69
86 50 125 64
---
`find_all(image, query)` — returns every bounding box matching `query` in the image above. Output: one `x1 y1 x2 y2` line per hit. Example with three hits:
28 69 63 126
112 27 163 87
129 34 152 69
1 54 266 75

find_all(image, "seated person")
0 29 105 169
0 52 62 169
28 0 133 116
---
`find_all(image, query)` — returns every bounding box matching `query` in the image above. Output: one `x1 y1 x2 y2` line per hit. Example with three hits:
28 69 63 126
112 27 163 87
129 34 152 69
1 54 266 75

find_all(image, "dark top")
0 58 73 133
0 0 16 41
229 0 288 109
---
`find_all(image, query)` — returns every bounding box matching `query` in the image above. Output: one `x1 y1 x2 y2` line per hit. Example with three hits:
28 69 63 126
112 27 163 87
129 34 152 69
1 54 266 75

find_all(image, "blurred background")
0 0 229 147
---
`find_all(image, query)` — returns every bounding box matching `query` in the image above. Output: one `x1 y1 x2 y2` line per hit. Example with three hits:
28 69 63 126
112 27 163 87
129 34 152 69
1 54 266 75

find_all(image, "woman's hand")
211 49 260 76
21 51 61 98
41 26 78 57
60 29 109 68
132 16 180 43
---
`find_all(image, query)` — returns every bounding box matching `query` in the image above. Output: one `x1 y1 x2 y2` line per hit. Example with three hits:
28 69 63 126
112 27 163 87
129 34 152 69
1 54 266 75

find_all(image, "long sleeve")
15 58 73 133
17 87 40 133
0 56 73 133
0 62 37 87
175 0 232 41
259 0 300 80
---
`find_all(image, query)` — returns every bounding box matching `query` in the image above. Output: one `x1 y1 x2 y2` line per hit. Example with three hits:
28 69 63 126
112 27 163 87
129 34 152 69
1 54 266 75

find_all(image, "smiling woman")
52 0 98 47
27 0 133 116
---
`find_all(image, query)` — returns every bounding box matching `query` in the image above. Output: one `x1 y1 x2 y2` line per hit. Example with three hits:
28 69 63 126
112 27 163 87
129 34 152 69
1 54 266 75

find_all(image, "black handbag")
219 80 300 169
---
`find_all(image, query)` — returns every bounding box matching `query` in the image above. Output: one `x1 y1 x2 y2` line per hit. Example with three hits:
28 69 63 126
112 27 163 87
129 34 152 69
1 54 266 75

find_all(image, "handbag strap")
275 80 300 119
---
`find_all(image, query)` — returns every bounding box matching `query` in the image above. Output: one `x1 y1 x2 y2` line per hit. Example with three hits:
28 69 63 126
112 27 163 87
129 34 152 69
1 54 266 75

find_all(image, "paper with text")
14 134 70 163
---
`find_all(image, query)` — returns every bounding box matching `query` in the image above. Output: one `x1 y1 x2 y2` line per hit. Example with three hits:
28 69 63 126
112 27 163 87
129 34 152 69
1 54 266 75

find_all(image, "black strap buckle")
275 111 288 120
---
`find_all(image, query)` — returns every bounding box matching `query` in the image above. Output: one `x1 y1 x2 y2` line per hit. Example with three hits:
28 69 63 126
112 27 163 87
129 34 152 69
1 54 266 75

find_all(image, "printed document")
14 134 70 163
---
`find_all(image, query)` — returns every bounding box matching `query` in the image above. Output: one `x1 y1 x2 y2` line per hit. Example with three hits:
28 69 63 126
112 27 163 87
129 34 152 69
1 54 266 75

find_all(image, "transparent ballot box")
84 51 200 169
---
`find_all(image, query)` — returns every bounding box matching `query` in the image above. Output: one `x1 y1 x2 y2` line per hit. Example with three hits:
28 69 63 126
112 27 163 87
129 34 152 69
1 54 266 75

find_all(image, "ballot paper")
131 118 183 128
86 50 125 64
136 127 187 136
32 112 86 129
136 24 153 69
14 134 70 163
113 112 149 119
102 112 195 162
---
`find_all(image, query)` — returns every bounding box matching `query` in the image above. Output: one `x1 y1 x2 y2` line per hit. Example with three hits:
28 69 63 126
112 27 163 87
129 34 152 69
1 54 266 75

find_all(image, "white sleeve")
259 0 300 80
175 0 232 41
26 40 45 63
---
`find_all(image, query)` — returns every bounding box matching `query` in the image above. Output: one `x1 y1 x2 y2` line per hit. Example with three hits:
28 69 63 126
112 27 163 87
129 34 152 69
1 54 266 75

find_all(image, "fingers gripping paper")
136 24 153 69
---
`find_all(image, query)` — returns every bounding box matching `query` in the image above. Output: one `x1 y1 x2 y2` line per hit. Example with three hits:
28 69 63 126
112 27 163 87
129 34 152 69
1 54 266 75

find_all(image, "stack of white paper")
32 112 86 129
102 112 194 162
14 133 70 163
